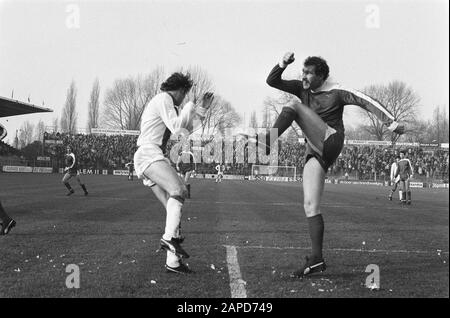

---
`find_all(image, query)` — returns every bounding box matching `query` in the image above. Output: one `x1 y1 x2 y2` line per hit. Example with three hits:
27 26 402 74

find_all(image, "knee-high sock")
307 214 324 260
64 182 73 191
81 184 88 194
0 201 12 223
407 191 411 201
163 197 183 240
399 190 403 200
267 107 297 145
186 184 191 199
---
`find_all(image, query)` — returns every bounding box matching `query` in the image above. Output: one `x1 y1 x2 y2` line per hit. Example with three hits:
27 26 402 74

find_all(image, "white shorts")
134 144 171 187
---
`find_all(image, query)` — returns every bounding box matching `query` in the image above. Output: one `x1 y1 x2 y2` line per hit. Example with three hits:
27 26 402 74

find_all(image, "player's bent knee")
169 186 187 201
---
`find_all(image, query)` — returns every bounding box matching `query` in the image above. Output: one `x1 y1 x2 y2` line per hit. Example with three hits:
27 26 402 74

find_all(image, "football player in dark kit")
0 123 16 235
262 52 405 277
62 146 88 196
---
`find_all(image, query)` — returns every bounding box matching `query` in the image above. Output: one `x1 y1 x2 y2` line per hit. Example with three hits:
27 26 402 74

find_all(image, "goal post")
251 164 297 181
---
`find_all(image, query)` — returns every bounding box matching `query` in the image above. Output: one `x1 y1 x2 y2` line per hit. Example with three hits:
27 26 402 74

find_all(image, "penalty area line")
224 245 247 298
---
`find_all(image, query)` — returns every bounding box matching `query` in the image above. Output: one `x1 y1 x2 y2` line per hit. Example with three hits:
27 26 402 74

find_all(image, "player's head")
395 155 401 162
66 145 72 154
399 150 406 158
302 56 329 90
160 72 194 106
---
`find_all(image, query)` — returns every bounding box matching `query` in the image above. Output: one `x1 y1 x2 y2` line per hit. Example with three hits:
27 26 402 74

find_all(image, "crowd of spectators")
278 142 449 181
3 132 447 181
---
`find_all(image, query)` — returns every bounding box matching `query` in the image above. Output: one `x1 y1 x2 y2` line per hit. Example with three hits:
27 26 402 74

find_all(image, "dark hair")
400 150 406 155
160 72 193 92
304 56 330 80
396 155 401 159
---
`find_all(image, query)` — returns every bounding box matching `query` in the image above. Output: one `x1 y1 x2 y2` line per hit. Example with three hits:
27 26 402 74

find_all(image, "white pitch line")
225 245 247 298
233 245 449 255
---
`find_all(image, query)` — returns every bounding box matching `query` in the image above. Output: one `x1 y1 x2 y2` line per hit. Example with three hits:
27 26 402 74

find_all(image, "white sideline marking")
225 245 247 298
234 245 449 255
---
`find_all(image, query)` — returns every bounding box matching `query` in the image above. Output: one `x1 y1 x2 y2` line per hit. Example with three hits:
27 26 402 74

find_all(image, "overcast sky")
0 0 448 144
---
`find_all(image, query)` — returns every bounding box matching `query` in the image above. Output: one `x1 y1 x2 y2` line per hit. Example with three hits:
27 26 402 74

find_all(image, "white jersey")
136 92 205 150
390 162 398 180
215 164 223 174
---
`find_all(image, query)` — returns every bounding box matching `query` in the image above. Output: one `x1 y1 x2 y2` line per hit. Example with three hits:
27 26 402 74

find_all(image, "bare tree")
361 81 420 142
61 80 78 134
198 95 241 140
249 111 258 128
102 67 165 130
34 120 46 141
18 121 34 148
87 78 100 132
52 117 59 133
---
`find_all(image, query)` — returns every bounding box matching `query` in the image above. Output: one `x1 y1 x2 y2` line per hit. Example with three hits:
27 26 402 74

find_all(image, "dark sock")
64 183 73 191
81 184 88 194
307 214 324 260
402 192 406 202
186 184 191 198
407 191 411 201
0 201 12 223
265 107 297 155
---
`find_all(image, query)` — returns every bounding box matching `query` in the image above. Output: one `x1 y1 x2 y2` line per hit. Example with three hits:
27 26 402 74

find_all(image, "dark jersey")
266 64 396 135
178 151 195 174
125 162 134 173
397 158 413 180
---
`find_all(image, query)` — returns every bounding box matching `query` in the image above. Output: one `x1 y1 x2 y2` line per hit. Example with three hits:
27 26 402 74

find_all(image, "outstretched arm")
337 88 405 135
266 52 303 97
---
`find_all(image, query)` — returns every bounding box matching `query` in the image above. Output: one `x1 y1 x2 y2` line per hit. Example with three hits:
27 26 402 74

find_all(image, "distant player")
125 160 134 181
133 72 213 274
396 150 414 205
176 150 195 199
62 146 88 196
388 155 402 201
0 123 16 235
215 163 224 183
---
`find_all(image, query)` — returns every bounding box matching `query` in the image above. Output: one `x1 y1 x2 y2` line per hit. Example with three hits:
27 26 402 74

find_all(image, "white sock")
162 197 183 241
166 251 180 267
399 191 402 200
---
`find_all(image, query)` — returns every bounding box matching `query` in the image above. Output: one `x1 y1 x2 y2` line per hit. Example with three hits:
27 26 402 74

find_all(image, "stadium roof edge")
0 95 53 118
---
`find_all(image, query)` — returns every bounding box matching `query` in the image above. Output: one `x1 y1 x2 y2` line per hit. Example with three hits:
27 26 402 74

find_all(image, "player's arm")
159 93 213 135
176 155 182 171
338 88 405 135
64 154 75 171
266 52 302 96
390 163 396 181
408 159 414 178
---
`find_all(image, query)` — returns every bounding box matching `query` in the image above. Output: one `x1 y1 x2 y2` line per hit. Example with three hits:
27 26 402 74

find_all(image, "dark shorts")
305 132 345 172
179 163 195 174
399 174 410 182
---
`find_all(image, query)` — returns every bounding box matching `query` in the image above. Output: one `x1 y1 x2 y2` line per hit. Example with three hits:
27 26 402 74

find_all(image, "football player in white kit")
388 155 402 201
215 163 224 183
134 72 214 274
